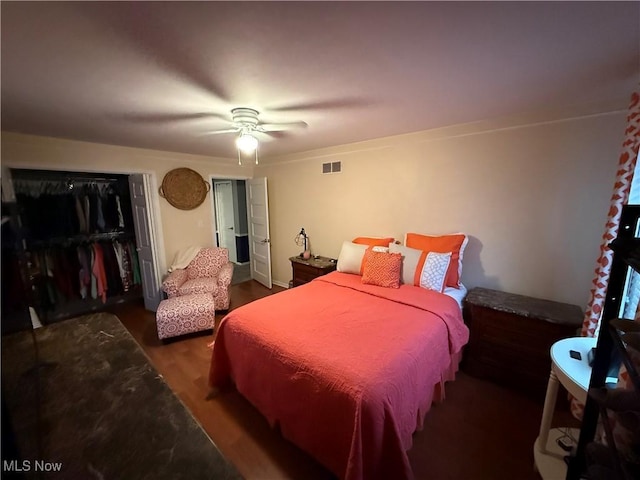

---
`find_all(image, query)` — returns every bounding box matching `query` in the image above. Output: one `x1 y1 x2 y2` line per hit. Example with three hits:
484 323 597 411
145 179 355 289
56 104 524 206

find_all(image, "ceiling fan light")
236 133 258 154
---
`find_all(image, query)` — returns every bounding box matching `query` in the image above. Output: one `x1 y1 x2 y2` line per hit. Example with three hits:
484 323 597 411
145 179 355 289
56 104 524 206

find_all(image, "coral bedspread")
209 272 469 480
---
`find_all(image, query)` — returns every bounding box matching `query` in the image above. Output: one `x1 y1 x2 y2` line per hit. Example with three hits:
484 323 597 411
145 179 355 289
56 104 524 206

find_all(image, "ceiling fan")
202 107 307 164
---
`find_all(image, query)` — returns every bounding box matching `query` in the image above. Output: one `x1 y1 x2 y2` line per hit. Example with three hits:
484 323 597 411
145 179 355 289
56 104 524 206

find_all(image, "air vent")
322 161 342 174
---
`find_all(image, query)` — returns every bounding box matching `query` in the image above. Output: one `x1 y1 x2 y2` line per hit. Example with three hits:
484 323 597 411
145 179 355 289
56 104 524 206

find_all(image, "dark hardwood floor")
108 281 576 480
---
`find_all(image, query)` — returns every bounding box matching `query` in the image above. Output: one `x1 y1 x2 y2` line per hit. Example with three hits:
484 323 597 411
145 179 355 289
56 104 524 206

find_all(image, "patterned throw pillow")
419 252 452 292
360 245 391 274
361 251 402 288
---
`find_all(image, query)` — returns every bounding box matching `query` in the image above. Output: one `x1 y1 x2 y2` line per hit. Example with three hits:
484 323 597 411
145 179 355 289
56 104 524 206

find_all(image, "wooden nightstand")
462 287 583 402
290 256 337 287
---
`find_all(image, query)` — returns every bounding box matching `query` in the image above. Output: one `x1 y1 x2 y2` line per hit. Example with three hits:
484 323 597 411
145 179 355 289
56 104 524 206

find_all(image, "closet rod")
14 177 123 184
10 168 127 184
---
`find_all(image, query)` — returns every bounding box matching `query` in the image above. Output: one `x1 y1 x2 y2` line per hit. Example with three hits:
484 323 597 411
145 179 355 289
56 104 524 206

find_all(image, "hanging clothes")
90 246 97 300
101 242 123 298
92 243 108 303
127 242 142 286
116 195 125 229
77 245 91 299
51 248 77 302
75 196 87 233
88 190 100 234
103 189 121 231
11 172 144 321
96 195 106 231
84 195 91 234
113 240 133 293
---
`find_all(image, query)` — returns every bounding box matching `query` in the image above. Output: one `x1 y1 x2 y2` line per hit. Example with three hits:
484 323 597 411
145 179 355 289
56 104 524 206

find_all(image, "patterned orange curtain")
581 89 640 337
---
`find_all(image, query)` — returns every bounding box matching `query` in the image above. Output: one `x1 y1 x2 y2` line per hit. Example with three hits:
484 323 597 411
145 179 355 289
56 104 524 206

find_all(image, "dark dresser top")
290 255 337 269
2 313 243 480
464 287 584 326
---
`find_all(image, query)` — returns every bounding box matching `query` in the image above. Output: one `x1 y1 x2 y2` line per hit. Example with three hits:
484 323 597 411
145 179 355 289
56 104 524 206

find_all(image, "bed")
209 269 469 480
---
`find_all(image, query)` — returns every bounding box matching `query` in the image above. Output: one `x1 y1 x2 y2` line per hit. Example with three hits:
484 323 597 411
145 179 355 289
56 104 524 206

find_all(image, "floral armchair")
161 247 234 310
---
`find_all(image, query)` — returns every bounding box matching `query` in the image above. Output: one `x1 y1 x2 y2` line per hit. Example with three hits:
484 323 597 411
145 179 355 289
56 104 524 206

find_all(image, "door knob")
260 238 270 244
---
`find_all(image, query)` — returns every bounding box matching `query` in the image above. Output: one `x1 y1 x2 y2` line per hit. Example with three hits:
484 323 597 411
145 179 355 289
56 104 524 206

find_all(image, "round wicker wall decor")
159 168 210 210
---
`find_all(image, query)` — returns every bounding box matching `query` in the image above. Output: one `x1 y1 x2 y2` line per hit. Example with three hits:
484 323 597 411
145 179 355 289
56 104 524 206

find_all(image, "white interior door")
247 177 272 288
214 181 237 263
128 174 162 311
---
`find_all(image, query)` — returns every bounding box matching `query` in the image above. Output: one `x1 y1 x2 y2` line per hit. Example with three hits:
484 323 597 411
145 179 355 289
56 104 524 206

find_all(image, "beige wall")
2 109 626 308
1 132 252 274
256 112 626 307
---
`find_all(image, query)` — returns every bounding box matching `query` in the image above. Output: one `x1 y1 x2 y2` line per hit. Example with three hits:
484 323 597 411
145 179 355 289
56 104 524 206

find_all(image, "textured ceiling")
2 1 639 163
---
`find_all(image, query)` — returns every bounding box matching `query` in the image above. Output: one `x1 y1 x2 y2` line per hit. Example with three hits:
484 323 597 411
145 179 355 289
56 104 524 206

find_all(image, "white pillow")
336 241 368 274
389 243 422 285
419 252 452 292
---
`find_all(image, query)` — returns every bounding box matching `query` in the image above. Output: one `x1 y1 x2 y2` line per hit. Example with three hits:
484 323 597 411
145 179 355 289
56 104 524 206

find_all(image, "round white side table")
532 337 596 479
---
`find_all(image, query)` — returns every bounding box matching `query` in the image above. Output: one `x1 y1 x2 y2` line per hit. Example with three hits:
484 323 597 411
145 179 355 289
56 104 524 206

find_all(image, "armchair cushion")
162 269 189 298
217 262 234 288
178 277 218 297
214 262 234 310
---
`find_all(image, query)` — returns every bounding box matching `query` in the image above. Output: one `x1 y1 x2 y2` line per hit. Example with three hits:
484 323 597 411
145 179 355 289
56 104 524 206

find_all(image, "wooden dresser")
462 287 583 402
290 255 337 287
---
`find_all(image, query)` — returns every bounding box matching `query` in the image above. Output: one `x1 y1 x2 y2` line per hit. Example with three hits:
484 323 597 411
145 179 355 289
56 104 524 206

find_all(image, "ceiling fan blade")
251 131 276 142
259 121 308 132
87 3 230 102
116 112 226 124
261 131 287 139
198 128 239 136
269 98 372 112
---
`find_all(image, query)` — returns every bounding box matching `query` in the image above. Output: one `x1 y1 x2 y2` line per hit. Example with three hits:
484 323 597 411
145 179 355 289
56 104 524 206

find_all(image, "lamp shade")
236 133 258 154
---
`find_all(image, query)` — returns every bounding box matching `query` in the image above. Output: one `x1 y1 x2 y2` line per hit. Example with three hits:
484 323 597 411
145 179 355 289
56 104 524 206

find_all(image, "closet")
2 169 143 332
